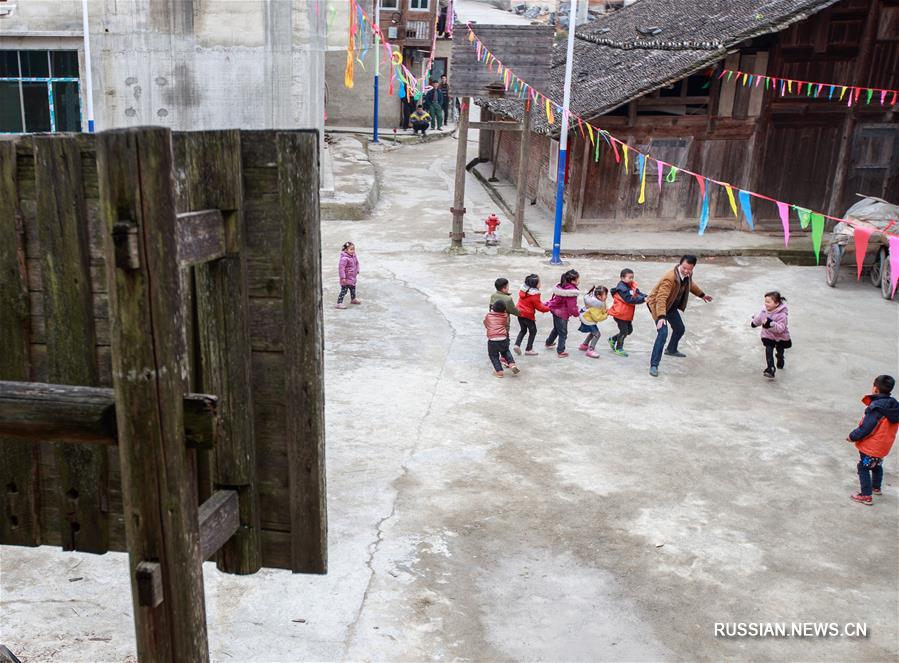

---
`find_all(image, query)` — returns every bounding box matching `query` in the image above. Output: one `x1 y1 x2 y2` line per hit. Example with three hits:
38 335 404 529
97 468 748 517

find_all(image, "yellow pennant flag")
742 73 749 86
545 98 554 124
839 86 847 100
724 184 738 217
468 30 475 42
637 155 647 204
622 144 629 173
586 123 594 146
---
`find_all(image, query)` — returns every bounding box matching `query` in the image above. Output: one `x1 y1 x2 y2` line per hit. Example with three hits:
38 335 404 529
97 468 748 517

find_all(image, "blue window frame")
0 50 82 133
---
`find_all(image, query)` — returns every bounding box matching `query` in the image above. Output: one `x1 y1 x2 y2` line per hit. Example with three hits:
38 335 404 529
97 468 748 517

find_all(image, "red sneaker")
872 488 882 496
558 352 569 358
850 493 873 506
578 343 589 352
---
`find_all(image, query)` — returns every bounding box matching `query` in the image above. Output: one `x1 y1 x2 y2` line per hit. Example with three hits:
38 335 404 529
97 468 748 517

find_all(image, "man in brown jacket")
646 255 713 376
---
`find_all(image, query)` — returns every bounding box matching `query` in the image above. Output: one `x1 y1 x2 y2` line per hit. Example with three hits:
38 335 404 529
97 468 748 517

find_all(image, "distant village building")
0 1 326 135
478 0 898 230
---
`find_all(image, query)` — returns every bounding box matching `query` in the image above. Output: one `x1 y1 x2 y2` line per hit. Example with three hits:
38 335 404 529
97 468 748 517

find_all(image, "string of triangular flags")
713 68 898 108
466 22 898 286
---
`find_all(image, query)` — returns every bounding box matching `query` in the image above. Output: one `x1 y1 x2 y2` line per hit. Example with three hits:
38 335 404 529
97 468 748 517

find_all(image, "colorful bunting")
718 67 899 107
637 154 647 204
665 166 678 183
697 176 710 235
795 206 812 230
657 161 664 191
724 184 738 218
622 144 629 173
545 98 554 124
810 213 825 263
738 190 754 230
852 224 874 280
889 235 899 298
777 202 790 247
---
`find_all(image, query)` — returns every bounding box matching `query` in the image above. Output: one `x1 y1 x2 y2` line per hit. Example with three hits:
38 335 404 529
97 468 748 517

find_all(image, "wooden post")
33 135 108 554
451 97 471 249
279 131 328 573
513 100 532 249
178 130 261 575
0 139 40 548
96 127 208 662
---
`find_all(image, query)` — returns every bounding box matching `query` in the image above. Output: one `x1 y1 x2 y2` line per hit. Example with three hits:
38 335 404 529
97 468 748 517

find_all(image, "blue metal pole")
373 72 379 143
372 0 380 143
550 148 567 264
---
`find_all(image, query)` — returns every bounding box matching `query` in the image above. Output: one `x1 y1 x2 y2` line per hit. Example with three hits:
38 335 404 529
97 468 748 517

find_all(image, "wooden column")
0 139 40 548
513 100 532 249
278 131 327 574
178 130 261 575
33 135 108 553
451 97 471 249
96 127 208 662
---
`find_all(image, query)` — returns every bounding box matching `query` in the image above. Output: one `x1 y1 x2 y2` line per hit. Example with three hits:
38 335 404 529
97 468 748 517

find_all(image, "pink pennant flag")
777 201 790 247
890 235 899 298
816 83 824 96
852 224 874 280
755 75 763 88
880 90 888 105
657 160 664 191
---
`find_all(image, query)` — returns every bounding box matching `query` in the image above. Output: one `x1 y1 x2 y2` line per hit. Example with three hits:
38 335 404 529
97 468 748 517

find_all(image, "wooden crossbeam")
198 490 240 560
175 209 226 267
0 381 218 449
468 121 522 132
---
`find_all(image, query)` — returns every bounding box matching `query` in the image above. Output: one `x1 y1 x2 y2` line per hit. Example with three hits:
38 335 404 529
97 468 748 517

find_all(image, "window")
381 0 398 8
0 50 82 133
409 0 429 10
548 139 559 182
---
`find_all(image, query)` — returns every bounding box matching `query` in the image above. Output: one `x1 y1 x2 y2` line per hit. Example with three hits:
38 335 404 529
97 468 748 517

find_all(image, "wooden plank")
136 561 164 608
180 130 261 575
198 489 240 560
96 126 208 662
278 131 327 574
513 100 532 249
468 121 522 131
175 209 226 267
0 138 40 548
0 381 217 449
33 135 109 554
451 99 471 249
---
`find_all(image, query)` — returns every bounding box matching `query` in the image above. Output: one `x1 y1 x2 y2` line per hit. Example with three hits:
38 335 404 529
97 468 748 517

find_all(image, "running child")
336 242 361 309
544 269 580 358
484 300 520 378
514 274 550 356
847 375 899 505
578 285 609 359
489 278 521 326
750 291 791 379
607 268 646 356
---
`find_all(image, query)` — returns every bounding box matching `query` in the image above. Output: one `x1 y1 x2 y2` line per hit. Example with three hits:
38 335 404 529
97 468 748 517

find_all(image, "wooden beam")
279 131 328 574
451 98 471 249
34 135 109 555
513 100 533 249
468 121 522 132
175 209 226 267
97 126 209 662
0 381 218 449
136 561 164 608
0 138 40 549
198 490 239 560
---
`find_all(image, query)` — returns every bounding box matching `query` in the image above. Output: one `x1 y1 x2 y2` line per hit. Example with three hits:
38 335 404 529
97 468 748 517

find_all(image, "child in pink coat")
544 269 581 357
751 290 791 379
336 242 361 309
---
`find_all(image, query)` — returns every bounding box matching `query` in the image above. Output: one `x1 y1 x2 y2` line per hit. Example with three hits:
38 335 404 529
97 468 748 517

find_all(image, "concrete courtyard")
2 136 898 662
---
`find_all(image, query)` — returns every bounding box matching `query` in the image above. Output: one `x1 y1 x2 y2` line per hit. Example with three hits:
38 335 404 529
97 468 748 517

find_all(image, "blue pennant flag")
738 189 754 230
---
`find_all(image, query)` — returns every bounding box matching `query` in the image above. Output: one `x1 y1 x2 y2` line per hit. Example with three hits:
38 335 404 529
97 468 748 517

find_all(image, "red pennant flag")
852 225 874 280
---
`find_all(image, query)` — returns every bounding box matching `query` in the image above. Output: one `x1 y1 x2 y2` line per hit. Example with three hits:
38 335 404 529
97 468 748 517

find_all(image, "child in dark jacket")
607 268 646 357
484 300 520 378
847 374 899 505
514 274 550 356
544 269 580 357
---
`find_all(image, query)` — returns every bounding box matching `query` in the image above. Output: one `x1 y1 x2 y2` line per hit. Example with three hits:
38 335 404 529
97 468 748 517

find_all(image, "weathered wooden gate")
0 127 326 661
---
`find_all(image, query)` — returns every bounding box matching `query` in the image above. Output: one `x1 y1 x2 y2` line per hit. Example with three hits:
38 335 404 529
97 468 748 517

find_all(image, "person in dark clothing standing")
439 74 451 125
424 80 444 131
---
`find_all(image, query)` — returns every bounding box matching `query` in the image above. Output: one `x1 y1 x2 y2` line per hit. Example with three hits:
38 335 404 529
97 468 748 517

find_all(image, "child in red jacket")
607 268 646 357
484 300 520 378
847 374 899 505
514 274 550 356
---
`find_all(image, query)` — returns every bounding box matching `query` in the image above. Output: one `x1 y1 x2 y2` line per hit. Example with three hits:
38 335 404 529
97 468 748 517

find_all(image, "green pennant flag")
811 212 825 263
866 88 874 104
665 166 679 183
793 206 812 230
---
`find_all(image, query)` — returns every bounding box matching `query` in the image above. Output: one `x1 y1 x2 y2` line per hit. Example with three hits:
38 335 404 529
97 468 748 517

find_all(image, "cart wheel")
881 248 894 300
825 244 843 287
869 251 882 287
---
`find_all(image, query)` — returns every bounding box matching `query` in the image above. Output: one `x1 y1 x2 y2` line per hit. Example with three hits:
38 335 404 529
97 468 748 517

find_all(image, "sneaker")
763 367 776 380
649 366 659 377
510 365 520 374
608 338 616 351
613 347 628 357
872 488 882 496
586 350 600 359
335 303 347 309
578 343 589 352
350 299 362 305
558 352 569 358
513 345 522 355
493 371 504 378
664 349 686 358
525 350 539 356
545 342 556 349
776 357 785 370
850 493 873 506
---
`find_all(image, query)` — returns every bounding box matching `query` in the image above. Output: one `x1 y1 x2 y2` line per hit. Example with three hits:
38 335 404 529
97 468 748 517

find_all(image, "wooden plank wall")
2 130 325 572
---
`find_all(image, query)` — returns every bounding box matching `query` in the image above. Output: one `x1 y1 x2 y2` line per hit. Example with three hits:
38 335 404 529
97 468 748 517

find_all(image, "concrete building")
0 0 326 135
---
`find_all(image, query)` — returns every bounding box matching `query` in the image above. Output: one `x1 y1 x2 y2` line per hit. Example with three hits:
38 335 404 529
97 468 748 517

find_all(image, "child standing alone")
578 285 609 358
847 375 899 505
607 268 646 357
750 291 791 379
514 274 550 356
544 269 580 358
484 300 520 378
336 242 361 309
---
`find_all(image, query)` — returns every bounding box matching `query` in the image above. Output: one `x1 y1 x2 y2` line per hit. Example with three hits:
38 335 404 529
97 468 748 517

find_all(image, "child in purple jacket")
751 290 791 379
336 242 361 309
544 269 581 357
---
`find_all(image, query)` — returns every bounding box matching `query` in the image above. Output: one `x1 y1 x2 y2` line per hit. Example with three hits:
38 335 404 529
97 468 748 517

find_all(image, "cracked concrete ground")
2 137 898 662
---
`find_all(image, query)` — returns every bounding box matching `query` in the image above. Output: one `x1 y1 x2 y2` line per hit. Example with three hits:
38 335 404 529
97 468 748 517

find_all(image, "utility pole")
372 0 381 143
550 0 577 264
450 97 471 249
512 100 532 249
81 0 95 132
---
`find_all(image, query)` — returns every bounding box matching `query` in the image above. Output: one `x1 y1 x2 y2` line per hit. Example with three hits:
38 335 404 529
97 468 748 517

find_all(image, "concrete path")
2 136 898 662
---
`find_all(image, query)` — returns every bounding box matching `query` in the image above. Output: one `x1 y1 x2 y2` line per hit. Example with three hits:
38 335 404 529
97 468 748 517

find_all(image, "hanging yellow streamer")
637 156 647 204
724 184 738 217
586 123 594 146
468 30 475 42
545 98 554 124
344 0 356 88
622 144 629 173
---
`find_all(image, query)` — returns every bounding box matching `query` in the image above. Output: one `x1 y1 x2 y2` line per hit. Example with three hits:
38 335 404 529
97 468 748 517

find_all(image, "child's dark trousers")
857 452 884 497
488 338 515 372
515 318 537 351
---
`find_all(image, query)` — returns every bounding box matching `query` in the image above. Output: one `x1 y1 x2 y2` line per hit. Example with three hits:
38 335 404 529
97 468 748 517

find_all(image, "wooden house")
478 0 899 232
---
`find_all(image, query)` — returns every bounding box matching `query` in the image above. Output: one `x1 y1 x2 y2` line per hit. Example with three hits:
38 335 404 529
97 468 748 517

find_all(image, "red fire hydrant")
485 213 501 246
